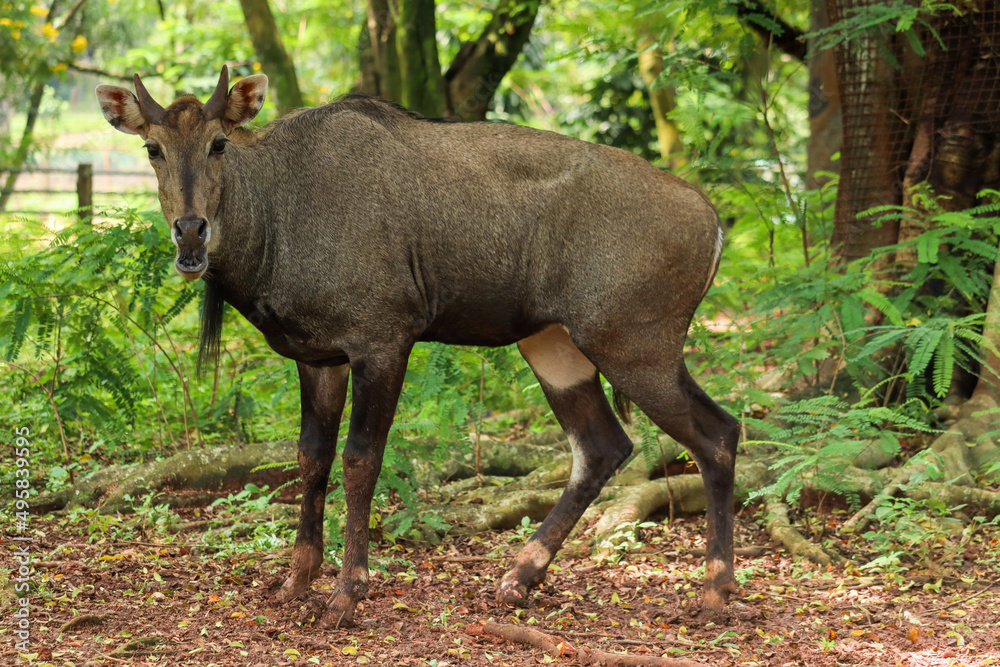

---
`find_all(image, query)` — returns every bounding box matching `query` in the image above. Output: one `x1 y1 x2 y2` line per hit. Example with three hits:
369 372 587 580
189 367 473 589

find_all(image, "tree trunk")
973 254 1000 401
0 82 46 213
735 0 806 62
393 0 446 116
636 37 683 169
238 0 303 114
362 0 448 116
361 0 403 102
806 0 841 190
360 0 539 120
443 0 541 120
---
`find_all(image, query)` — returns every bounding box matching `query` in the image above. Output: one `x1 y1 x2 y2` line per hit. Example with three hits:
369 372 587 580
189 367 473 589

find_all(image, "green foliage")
636 413 662 472
0 0 163 168
859 494 962 575
557 60 659 160
2 212 189 468
721 188 1000 505
389 343 546 486
0 211 296 491
810 0 959 58
509 515 537 544
746 394 938 506
66 506 136 543
596 519 657 564
210 483 279 515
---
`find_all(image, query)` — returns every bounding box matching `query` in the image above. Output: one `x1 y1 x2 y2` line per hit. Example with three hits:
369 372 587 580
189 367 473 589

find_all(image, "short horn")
132 73 165 125
203 65 230 120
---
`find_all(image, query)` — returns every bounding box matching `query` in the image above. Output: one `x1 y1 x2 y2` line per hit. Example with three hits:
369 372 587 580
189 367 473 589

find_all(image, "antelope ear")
95 84 146 136
223 75 268 131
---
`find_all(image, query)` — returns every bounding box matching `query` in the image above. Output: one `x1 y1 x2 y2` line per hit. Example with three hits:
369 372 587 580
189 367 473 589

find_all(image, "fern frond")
932 335 954 398
905 328 942 378
5 297 33 361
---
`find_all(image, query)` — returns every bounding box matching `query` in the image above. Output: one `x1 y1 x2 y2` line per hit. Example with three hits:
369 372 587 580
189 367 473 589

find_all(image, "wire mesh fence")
826 0 1000 260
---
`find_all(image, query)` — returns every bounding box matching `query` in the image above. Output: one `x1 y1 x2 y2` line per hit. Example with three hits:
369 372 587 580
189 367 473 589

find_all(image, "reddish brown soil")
3 511 998 666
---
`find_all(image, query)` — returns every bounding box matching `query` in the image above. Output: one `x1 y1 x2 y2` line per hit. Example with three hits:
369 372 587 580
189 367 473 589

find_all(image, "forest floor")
4 503 999 667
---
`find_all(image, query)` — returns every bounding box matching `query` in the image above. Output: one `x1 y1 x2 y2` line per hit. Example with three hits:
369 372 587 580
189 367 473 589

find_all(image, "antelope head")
96 67 268 280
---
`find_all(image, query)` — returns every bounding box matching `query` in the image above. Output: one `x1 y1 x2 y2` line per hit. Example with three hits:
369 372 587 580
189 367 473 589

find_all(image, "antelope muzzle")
173 216 209 279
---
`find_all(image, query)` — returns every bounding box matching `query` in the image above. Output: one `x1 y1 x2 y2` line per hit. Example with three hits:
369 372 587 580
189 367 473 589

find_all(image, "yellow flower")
51 62 67 73
10 28 19 39
71 34 86 52
29 4 47 17
0 18 10 26
39 21 58 41
252 61 261 72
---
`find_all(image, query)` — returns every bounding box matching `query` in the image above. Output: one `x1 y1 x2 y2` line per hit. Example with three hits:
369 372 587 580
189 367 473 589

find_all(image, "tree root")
389 487 566 537
31 440 299 514
476 621 710 667
35 400 998 575
109 636 167 657
904 481 1000 513
590 476 705 557
837 397 1000 536
764 501 844 565
923 395 1000 484
424 431 569 484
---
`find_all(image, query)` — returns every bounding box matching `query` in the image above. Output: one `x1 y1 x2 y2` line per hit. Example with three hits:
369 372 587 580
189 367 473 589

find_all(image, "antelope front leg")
323 349 409 628
276 363 349 603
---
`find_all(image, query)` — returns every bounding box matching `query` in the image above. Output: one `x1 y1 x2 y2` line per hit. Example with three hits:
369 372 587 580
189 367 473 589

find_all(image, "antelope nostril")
175 217 208 244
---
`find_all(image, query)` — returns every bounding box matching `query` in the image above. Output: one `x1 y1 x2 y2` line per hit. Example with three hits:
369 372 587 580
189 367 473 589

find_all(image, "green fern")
636 414 660 472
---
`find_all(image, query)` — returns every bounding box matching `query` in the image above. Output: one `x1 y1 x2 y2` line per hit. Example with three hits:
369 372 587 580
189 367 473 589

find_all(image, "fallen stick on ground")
689 545 770 558
58 614 107 633
36 560 86 569
840 470 911 535
429 555 491 563
477 621 710 667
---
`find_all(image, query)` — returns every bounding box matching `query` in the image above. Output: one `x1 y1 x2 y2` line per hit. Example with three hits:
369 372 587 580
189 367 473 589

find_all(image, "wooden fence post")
77 163 93 221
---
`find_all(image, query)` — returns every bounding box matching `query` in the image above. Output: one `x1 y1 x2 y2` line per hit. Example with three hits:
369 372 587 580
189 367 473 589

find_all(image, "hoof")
495 573 531 607
694 604 734 625
274 575 311 604
320 592 358 628
701 578 739 614
298 594 328 625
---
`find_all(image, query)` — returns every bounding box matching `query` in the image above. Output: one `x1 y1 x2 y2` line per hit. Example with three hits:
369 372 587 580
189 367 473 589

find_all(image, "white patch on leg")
705 557 728 580
568 434 591 488
518 539 553 570
518 325 595 390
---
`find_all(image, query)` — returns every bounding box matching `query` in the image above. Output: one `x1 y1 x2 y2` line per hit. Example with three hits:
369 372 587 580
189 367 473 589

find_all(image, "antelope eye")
210 138 228 155
145 144 161 159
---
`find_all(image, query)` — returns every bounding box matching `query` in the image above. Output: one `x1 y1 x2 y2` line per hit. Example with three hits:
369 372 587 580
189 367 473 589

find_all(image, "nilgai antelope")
96 67 740 627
